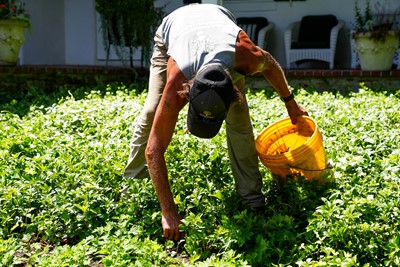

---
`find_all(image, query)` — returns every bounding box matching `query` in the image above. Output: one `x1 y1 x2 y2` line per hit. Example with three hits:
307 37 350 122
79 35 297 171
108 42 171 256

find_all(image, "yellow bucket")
255 116 327 184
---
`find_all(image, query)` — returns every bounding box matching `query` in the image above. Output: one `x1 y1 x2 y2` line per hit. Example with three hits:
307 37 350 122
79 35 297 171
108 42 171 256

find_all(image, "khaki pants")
124 30 265 208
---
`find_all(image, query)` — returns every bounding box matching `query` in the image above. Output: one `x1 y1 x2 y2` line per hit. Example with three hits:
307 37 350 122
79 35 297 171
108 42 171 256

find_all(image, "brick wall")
1 65 399 91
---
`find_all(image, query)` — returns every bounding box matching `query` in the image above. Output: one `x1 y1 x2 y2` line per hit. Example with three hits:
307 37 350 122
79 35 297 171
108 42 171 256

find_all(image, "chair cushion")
292 15 338 49
237 17 269 44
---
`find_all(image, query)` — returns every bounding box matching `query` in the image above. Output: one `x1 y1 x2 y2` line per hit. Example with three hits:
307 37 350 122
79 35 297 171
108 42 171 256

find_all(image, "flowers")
0 0 30 24
353 0 399 41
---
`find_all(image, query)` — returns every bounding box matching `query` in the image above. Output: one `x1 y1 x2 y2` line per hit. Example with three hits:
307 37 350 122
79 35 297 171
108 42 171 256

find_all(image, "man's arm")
259 49 308 124
145 58 187 241
234 31 308 124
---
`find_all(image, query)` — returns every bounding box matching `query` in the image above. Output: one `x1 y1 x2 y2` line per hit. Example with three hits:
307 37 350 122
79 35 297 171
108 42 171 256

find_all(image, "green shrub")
0 83 399 266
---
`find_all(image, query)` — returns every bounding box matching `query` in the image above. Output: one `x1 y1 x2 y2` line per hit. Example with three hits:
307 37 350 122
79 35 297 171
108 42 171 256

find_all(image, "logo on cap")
200 111 213 119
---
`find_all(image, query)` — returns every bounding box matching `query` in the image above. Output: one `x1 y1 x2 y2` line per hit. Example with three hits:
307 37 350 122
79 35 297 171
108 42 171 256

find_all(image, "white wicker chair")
237 17 274 50
284 15 344 69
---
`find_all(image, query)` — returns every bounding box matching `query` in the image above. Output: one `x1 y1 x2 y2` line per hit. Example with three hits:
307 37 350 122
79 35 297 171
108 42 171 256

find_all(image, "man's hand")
285 99 309 125
161 210 185 241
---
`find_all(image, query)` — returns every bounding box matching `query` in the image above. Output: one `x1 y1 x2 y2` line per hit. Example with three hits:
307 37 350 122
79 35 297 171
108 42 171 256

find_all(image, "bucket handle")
285 160 333 172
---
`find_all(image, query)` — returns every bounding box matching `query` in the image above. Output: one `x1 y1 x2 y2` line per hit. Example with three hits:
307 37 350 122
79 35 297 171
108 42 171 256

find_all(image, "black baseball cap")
187 64 235 138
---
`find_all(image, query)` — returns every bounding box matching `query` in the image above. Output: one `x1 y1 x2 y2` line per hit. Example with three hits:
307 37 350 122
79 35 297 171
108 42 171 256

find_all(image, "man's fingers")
163 229 169 239
161 215 185 240
163 230 186 241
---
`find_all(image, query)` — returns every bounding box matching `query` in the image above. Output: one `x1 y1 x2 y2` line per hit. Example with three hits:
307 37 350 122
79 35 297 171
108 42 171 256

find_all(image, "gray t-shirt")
158 4 241 80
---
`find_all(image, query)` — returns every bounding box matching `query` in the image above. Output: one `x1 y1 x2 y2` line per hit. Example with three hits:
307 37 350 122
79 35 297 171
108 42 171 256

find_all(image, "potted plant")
0 0 30 65
352 0 400 71
95 0 164 68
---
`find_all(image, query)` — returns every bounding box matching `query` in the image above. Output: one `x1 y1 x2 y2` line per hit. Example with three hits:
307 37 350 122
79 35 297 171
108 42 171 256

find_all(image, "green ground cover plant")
0 83 399 266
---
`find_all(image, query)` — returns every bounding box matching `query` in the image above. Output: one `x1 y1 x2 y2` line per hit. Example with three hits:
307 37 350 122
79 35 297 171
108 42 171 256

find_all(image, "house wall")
64 0 97 65
20 0 400 68
22 0 66 64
